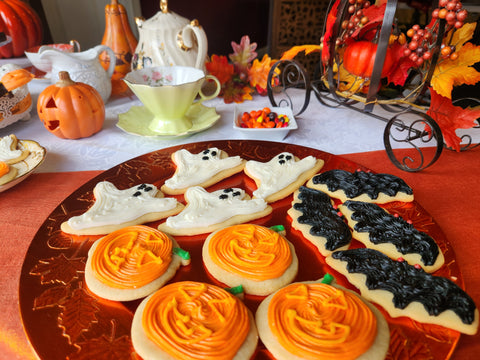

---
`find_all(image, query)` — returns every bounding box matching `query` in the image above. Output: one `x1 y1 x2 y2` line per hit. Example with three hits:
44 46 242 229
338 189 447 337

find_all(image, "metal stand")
267 0 479 172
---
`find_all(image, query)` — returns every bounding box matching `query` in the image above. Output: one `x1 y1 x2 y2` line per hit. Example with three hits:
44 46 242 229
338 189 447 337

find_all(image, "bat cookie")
131 281 258 360
326 248 479 335
244 152 324 203
307 169 414 204
255 278 390 360
202 224 298 296
158 186 272 236
61 181 184 235
161 147 246 195
339 200 444 272
288 186 352 257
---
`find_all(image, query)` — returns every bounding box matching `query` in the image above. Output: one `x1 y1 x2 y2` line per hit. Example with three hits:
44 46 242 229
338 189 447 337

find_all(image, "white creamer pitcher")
38 45 116 102
132 0 208 71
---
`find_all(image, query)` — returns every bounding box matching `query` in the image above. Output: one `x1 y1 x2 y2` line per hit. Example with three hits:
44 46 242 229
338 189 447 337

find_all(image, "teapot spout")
135 16 145 29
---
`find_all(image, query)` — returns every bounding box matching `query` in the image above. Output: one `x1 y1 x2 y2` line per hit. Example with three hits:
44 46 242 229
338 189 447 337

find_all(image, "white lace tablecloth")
3 57 476 173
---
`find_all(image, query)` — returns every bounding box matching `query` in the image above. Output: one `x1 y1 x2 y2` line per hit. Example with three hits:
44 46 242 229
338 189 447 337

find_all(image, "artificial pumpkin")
37 71 105 139
0 0 42 58
100 0 138 94
1 68 34 91
343 41 394 79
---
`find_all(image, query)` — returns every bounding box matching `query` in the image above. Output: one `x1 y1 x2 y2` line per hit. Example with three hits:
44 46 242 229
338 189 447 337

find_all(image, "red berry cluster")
405 0 468 66
339 0 372 43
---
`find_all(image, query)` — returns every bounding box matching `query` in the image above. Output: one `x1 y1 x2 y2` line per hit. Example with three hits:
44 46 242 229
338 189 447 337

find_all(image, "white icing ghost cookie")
61 181 184 235
158 186 272 236
244 152 324 203
0 134 30 165
161 147 246 195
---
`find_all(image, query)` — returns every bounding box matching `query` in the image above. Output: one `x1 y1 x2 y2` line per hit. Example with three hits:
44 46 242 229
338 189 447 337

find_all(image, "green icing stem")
269 225 285 233
321 273 334 284
226 285 244 295
173 247 190 260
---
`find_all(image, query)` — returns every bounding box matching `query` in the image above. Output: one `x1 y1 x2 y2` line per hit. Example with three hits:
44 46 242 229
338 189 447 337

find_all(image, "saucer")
117 102 220 138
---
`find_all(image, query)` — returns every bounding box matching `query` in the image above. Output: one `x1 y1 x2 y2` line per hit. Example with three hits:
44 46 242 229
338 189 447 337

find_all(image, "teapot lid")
141 0 189 29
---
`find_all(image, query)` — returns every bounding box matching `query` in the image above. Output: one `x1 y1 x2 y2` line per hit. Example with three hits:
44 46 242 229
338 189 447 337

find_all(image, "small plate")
0 139 46 193
233 105 297 141
117 102 220 138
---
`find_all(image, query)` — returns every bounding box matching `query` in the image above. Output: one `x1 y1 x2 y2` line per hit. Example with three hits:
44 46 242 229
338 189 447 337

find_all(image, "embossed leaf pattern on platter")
29 254 85 285
386 327 434 360
68 333 137 360
58 287 100 345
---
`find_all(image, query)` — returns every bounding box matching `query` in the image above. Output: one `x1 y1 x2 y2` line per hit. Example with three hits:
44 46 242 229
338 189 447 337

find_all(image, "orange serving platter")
19 140 463 359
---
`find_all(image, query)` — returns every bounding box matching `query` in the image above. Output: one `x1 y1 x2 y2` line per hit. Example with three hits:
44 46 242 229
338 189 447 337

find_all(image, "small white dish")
117 102 220 138
0 139 46 193
233 105 297 141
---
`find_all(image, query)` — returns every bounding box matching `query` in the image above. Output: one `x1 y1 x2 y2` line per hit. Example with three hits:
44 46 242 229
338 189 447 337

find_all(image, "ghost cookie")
288 186 351 257
161 148 246 195
85 225 190 301
61 181 184 235
307 169 414 204
255 279 390 360
326 248 479 335
203 224 298 296
244 152 324 203
0 134 30 165
131 281 258 360
158 186 272 236
0 161 18 185
339 200 444 272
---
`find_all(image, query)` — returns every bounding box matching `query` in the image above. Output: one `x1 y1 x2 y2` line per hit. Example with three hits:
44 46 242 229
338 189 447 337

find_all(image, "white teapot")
132 0 208 71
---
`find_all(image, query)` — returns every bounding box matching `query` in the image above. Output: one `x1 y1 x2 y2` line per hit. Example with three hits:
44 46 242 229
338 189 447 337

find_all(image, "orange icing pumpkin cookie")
131 281 258 360
202 224 299 296
244 152 324 203
161 147 246 195
255 278 390 360
84 225 190 301
0 161 17 185
61 181 184 235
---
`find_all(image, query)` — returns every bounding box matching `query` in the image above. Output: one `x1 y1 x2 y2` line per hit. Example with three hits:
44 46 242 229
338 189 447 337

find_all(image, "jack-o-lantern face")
37 71 105 139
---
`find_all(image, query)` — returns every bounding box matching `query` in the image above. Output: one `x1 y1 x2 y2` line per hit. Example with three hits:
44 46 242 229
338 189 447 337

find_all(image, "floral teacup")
124 66 220 134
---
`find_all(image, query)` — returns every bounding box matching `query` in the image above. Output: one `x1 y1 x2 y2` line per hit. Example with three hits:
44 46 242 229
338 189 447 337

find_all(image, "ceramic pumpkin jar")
0 0 42 58
37 71 105 139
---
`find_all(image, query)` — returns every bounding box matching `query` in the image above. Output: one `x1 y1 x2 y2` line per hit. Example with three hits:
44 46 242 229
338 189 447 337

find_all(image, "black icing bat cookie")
339 200 444 273
307 169 414 204
288 186 351 256
326 248 479 335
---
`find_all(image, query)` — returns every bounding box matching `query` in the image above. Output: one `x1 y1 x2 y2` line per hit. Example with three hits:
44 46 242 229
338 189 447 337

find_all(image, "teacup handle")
197 75 221 103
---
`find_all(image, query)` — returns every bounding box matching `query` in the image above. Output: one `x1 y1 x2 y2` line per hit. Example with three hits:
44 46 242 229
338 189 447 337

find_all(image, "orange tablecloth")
1 148 479 360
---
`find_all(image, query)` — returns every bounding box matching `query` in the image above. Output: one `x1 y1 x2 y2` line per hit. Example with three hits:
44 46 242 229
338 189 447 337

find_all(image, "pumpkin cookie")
0 161 18 185
255 279 390 360
203 224 298 296
158 186 272 236
161 147 246 195
61 181 184 235
307 169 414 204
84 225 190 301
244 152 324 203
0 134 30 165
326 248 479 335
131 281 258 360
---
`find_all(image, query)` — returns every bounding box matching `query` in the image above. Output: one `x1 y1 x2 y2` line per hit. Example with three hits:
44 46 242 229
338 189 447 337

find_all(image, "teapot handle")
178 20 208 70
94 45 116 78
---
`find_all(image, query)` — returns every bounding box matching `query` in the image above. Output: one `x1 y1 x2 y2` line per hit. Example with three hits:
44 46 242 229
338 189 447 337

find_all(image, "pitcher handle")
95 45 116 78
178 19 208 69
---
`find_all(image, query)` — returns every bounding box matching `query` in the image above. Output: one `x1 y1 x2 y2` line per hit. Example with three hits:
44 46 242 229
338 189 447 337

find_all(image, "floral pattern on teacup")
141 71 174 86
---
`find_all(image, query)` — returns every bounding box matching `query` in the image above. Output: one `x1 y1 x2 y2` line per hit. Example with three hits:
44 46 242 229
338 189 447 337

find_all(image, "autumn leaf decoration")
206 35 277 103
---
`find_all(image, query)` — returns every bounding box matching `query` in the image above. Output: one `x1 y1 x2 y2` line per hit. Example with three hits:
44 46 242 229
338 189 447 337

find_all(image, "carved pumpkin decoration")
0 0 42 58
343 41 394 79
100 0 138 94
37 71 105 139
